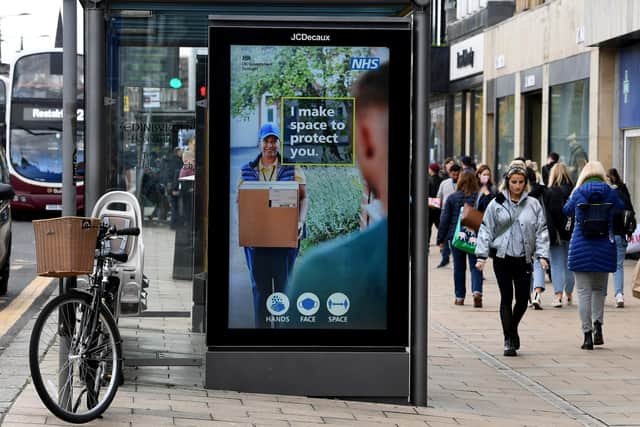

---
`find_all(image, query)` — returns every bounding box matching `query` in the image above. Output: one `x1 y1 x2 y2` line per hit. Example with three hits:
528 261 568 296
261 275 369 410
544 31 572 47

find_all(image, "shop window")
429 100 446 164
496 95 515 178
549 79 589 182
471 90 483 165
453 93 464 157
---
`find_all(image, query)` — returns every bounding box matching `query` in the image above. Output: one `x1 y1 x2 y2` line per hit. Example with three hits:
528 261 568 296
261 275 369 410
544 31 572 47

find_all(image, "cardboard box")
239 181 299 248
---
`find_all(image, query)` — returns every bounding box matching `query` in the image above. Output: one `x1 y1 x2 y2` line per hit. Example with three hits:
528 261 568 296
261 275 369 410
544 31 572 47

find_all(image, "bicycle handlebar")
113 227 140 236
107 252 128 263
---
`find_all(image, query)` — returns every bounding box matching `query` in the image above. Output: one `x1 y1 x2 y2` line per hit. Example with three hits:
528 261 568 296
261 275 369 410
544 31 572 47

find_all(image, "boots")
581 331 594 350
503 336 517 357
511 327 520 350
593 321 604 345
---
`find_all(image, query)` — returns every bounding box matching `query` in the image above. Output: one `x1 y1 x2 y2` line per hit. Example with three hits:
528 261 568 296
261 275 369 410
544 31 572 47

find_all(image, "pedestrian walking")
543 162 575 307
437 172 484 307
563 161 624 350
436 163 461 268
606 167 635 308
475 165 550 356
527 165 548 309
428 162 443 244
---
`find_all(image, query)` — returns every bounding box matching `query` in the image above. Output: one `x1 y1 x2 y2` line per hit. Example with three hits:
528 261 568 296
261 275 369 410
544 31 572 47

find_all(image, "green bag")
451 206 477 255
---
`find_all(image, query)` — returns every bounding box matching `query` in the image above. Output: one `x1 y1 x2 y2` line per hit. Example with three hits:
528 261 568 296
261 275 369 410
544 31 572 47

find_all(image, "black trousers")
492 256 532 339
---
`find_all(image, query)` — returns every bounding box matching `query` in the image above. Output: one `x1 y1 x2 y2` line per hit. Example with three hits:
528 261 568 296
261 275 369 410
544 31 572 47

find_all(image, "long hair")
548 162 572 188
573 160 606 194
476 164 494 187
607 168 623 187
456 170 480 196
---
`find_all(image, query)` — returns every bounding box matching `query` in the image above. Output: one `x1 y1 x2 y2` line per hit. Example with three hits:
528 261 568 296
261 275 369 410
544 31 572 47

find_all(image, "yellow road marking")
0 276 53 336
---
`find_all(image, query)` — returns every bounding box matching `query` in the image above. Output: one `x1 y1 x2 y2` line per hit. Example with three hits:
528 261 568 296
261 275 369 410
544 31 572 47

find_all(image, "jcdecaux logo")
350 57 381 70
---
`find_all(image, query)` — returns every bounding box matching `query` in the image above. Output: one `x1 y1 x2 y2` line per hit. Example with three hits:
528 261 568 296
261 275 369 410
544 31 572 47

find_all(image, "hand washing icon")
296 292 320 316
266 292 290 316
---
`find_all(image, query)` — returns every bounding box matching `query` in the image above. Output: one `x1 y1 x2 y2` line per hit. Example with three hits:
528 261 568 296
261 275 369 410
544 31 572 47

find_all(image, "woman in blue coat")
563 161 624 350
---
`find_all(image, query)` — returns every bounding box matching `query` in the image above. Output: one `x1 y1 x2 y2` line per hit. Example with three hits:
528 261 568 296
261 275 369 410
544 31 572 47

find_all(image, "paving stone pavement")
1 227 639 426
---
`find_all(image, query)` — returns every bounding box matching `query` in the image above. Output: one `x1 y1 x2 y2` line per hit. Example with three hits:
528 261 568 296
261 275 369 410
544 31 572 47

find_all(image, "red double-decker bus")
6 49 84 214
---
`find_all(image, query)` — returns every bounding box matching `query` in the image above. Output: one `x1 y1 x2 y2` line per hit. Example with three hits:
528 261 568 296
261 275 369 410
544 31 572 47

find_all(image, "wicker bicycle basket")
33 216 101 277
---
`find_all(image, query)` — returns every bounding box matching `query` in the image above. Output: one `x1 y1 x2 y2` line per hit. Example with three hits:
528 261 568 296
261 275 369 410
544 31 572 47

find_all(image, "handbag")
452 207 478 255
460 193 483 233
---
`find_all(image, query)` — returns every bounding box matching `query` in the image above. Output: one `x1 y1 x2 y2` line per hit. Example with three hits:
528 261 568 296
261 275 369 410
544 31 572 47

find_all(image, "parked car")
0 148 14 295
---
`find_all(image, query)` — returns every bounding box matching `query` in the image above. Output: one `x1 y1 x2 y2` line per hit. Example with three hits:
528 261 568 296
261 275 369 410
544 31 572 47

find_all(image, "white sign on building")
450 33 484 81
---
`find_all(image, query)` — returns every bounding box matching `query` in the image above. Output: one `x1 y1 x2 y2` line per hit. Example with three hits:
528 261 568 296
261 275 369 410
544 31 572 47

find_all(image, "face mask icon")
296 292 320 316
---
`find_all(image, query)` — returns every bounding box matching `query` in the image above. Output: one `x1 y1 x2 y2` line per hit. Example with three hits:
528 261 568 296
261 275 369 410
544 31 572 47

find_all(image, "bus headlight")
19 196 27 203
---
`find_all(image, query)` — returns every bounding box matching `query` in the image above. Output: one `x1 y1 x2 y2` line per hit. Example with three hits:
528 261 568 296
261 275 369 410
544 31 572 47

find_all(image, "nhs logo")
350 57 381 70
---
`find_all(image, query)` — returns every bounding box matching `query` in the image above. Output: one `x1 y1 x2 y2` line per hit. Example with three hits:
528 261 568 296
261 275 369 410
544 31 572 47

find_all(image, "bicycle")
29 223 139 423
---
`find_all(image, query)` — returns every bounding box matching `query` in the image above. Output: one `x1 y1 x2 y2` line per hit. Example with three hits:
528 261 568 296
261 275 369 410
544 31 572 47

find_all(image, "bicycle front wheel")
29 292 122 424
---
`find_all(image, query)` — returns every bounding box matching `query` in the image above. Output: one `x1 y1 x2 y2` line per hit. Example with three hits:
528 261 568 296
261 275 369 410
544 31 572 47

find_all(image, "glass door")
624 129 640 209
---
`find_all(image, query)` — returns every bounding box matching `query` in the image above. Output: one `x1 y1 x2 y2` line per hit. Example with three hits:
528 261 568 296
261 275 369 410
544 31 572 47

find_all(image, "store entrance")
523 91 542 165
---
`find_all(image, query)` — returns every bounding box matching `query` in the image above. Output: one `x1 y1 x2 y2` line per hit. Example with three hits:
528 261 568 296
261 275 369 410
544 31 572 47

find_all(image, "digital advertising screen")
208 19 410 347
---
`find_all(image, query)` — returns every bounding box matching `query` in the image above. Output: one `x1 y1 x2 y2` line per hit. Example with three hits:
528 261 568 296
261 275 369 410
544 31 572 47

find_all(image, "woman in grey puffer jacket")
475 165 550 357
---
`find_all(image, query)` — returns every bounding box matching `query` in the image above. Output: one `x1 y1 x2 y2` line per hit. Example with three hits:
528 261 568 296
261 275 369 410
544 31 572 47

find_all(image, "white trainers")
551 295 563 308
616 293 624 308
565 293 573 305
531 292 543 310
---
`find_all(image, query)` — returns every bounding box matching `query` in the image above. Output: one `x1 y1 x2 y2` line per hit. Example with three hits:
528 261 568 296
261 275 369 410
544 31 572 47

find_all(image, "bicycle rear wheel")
29 292 122 424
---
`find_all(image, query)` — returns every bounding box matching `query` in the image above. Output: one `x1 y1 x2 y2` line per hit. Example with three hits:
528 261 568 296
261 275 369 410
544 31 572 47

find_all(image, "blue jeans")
549 241 574 295
441 240 451 264
607 235 627 297
451 245 482 298
530 258 546 293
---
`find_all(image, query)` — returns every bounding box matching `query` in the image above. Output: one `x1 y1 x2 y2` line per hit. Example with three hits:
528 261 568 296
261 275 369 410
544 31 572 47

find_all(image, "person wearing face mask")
475 165 550 357
476 164 497 211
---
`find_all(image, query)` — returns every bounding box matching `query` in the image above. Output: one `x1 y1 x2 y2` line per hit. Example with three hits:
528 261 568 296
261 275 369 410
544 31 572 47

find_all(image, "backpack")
613 209 636 237
577 202 613 238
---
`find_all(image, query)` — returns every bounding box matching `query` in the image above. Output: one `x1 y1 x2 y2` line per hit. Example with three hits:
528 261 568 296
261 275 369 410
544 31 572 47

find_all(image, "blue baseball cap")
259 123 280 141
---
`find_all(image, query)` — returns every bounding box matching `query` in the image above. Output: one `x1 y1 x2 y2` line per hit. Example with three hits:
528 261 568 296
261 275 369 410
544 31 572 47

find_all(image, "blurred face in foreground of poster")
229 44 389 330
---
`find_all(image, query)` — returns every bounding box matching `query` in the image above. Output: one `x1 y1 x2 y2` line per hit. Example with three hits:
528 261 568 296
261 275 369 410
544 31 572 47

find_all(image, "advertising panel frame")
207 16 411 351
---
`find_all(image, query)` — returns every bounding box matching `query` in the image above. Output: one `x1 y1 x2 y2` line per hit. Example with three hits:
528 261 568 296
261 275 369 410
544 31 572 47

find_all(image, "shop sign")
450 33 484 81
619 45 640 128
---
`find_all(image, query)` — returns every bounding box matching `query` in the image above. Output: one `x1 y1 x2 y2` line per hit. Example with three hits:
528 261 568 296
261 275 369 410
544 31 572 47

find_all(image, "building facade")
585 0 640 210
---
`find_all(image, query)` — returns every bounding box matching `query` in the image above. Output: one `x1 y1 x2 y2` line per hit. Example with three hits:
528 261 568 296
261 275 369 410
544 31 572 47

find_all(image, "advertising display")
208 19 410 347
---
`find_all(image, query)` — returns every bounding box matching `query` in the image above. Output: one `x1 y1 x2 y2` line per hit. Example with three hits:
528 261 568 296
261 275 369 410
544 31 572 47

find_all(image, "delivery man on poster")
286 63 389 329
239 123 309 328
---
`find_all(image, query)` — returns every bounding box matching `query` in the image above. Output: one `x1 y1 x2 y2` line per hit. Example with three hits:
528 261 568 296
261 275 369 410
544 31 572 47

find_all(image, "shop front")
620 44 640 208
449 32 484 164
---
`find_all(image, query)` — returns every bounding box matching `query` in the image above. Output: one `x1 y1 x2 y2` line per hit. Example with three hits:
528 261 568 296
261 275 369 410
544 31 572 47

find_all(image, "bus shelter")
78 0 429 401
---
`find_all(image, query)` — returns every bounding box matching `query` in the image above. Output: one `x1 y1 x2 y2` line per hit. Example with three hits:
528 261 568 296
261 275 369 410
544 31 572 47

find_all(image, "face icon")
450 169 460 182
260 135 278 162
508 173 526 197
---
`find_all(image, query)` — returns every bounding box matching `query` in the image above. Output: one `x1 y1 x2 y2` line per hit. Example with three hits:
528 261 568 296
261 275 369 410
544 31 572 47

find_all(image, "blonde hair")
573 160 606 194
548 162 572 188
